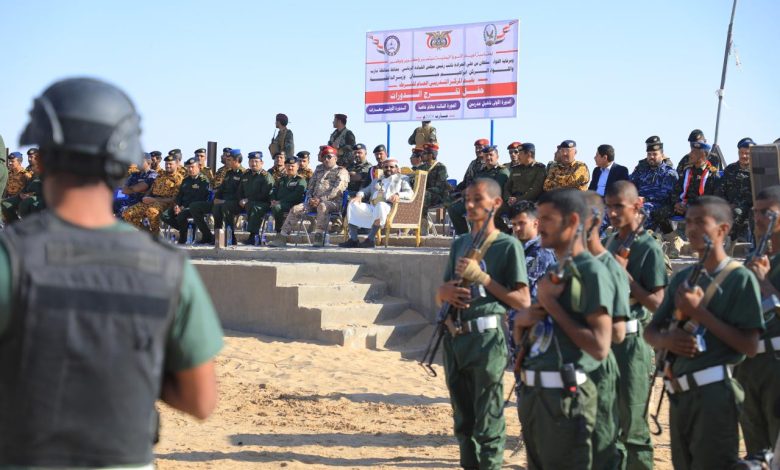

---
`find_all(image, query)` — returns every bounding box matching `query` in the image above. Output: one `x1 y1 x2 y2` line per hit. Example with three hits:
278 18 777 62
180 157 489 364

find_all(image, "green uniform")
606 231 666 470
0 135 7 203
650 261 763 469
519 252 614 470
190 167 245 240
422 160 450 210
270 175 307 232
456 157 484 192
503 162 547 203
735 253 780 455
235 169 275 234
590 251 631 470
0 220 223 372
442 232 528 469
717 162 753 241
160 173 211 241
1 173 45 223
449 165 509 235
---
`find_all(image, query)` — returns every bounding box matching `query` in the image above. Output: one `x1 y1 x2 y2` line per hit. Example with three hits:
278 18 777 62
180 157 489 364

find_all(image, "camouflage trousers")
648 202 677 234
1 195 44 223
123 200 170 234
281 200 339 235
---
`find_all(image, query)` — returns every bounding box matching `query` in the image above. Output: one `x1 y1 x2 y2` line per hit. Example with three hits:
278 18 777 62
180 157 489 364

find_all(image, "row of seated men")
1 148 44 223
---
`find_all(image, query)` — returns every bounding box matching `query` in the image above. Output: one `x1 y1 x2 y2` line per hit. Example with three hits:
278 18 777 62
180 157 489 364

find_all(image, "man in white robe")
339 159 413 248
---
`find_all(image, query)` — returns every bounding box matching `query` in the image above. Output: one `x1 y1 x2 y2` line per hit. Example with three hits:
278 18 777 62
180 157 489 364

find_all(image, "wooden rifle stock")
616 209 648 259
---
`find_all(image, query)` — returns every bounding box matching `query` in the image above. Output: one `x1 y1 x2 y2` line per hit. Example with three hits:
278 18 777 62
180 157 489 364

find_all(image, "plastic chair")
295 192 349 246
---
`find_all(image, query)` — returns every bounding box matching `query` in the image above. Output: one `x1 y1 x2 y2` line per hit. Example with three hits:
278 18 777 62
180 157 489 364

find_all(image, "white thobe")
347 174 413 228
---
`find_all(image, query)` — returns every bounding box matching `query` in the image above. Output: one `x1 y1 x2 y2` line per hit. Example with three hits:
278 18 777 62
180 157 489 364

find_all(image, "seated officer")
631 135 678 230
420 143 449 213
190 149 245 244
194 148 215 186
236 151 275 245
296 151 314 181
504 142 546 206
160 157 210 244
269 151 286 181
149 150 162 172
1 155 45 224
113 153 157 216
542 139 590 191
449 145 509 235
645 195 762 469
3 152 31 199
347 143 372 192
122 154 183 235
269 155 307 233
717 137 755 245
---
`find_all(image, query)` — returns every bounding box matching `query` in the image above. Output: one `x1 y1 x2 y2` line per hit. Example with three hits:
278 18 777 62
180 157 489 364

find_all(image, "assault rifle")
746 210 780 319
614 209 648 259
419 207 496 377
647 234 712 435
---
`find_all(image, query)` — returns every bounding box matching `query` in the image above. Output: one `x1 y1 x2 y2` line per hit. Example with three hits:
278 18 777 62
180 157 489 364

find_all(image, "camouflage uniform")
270 128 295 159
421 161 450 211
201 166 216 186
328 128 356 168
449 164 510 235
3 167 32 198
676 152 721 174
270 166 286 182
126 163 139 175
1 173 45 223
122 171 183 234
297 166 314 182
270 174 307 231
347 160 373 192
407 125 437 147
654 161 720 229
213 165 228 189
630 159 678 230
542 161 590 191
233 169 275 235
189 167 245 241
160 172 210 241
455 157 484 193
503 162 547 203
113 169 157 216
280 165 348 234
717 162 752 241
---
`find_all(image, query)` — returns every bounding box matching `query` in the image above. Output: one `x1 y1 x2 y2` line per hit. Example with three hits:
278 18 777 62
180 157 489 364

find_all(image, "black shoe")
338 239 359 248
359 238 376 248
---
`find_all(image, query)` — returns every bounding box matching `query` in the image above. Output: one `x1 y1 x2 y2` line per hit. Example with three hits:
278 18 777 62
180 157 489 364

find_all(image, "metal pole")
713 0 738 157
387 122 391 156
490 120 495 146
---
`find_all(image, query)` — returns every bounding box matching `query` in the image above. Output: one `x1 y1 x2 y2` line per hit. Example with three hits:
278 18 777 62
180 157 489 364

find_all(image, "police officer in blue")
113 152 158 216
630 136 678 231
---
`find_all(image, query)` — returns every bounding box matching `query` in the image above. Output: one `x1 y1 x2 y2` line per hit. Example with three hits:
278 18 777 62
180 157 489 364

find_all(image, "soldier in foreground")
645 196 762 469
513 188 613 469
437 178 530 469
0 77 222 468
605 181 665 469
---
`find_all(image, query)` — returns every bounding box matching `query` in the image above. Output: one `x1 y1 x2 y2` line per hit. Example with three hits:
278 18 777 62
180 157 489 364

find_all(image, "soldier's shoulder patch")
192 184 200 189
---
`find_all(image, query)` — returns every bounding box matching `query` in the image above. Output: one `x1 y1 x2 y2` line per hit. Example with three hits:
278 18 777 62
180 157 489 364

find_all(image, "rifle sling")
702 260 742 306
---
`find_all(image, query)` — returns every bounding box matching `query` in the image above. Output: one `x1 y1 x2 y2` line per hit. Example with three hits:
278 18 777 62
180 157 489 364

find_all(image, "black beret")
150 151 162 157
285 155 299 164
194 148 206 154
296 151 310 158
645 135 661 145
688 129 705 142
184 157 198 166
163 155 176 162
353 143 367 151
373 144 386 154
223 147 232 153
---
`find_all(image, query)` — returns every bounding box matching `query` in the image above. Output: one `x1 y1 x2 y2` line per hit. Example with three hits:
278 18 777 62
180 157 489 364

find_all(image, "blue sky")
2 0 778 179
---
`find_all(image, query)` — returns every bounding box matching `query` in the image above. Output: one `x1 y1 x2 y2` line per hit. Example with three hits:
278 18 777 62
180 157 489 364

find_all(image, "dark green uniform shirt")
238 170 274 202
651 262 763 376
606 231 668 321
476 164 510 190
503 162 547 202
762 254 780 340
347 160 373 192
444 232 528 321
595 251 631 321
271 175 307 205
215 168 245 200
175 174 211 208
522 252 615 373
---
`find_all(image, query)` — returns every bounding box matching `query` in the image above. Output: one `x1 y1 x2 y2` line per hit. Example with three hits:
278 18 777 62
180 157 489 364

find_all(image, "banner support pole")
387 122 391 156
490 120 495 146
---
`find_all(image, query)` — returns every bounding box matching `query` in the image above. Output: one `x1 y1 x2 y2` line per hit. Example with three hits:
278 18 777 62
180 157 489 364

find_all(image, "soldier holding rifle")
436 178 530 469
644 196 763 469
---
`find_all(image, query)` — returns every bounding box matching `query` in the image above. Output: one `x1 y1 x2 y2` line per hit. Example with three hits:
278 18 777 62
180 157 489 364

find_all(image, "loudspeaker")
750 144 780 205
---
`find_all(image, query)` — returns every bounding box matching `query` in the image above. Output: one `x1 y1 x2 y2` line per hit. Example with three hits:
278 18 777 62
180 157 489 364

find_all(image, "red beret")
474 138 489 146
424 143 439 151
507 141 522 149
321 146 337 156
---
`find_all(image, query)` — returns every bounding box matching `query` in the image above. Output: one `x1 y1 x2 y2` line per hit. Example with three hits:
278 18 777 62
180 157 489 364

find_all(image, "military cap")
8 152 23 159
645 135 661 145
647 143 663 152
276 113 289 126
229 148 242 157
645 136 663 151
285 155 299 164
373 144 386 154
150 150 162 157
507 141 522 150
223 147 232 153
559 140 576 148
481 145 498 153
296 151 310 159
184 157 198 166
168 148 182 156
248 151 263 160
322 146 337 156
26 148 39 155
474 138 489 147
142 152 152 161
737 137 755 148
424 143 439 152
688 129 705 142
334 113 348 123
519 143 536 152
353 143 367 151
163 155 176 162
691 141 712 151
194 148 206 155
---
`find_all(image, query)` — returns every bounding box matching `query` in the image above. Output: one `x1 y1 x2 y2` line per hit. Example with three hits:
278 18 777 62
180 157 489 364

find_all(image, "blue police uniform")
630 159 678 229
113 169 158 216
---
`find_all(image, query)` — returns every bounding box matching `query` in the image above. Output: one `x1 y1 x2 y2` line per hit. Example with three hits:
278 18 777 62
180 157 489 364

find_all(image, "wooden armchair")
380 171 428 247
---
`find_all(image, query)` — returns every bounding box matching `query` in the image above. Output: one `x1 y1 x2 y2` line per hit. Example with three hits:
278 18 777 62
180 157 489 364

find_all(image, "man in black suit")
589 144 629 197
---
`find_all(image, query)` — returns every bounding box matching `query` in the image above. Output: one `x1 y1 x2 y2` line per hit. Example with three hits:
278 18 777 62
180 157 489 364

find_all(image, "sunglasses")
508 150 520 154
324 155 335 160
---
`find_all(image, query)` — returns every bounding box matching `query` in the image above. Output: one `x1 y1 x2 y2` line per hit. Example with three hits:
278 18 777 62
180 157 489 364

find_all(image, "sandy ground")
155 331 674 469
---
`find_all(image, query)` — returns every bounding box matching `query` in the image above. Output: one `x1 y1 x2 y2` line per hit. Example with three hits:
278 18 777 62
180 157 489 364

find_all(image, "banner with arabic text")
365 20 519 122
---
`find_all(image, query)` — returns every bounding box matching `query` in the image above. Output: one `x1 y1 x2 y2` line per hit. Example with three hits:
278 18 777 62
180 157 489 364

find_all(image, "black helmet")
20 77 143 179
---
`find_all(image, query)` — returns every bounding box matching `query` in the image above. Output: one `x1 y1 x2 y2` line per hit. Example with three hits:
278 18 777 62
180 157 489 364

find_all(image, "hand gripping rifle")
419 207 496 377
646 234 712 435
615 209 648 259
746 210 780 319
